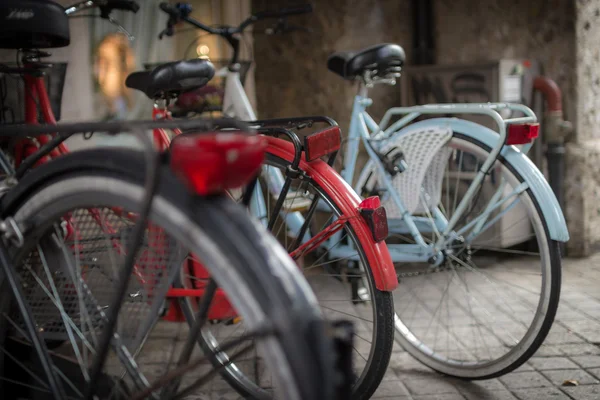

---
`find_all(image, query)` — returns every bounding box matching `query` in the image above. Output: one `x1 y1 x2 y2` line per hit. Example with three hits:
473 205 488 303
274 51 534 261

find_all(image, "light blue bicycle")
253 43 568 380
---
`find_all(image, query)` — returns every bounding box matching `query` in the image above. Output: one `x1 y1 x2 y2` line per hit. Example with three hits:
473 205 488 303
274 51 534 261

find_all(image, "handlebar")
159 2 184 18
158 2 312 63
158 2 312 37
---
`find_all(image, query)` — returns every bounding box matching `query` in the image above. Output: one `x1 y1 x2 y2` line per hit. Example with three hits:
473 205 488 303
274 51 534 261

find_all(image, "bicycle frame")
11 70 69 168
345 84 548 263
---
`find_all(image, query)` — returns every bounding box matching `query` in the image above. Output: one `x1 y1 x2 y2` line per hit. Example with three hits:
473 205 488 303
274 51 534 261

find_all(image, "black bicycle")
0 1 350 399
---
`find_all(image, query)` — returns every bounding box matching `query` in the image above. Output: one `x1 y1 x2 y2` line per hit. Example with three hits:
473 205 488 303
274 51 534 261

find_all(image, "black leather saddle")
126 59 215 99
327 43 405 80
0 0 70 49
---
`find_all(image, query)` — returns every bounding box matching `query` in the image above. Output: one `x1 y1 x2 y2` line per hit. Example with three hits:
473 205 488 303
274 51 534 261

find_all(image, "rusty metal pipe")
533 75 572 255
533 76 563 113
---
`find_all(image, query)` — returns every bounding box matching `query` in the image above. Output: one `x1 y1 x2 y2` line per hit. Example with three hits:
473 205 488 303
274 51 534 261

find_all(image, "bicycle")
151 3 398 399
163 2 569 382
328 43 567 379
0 1 347 399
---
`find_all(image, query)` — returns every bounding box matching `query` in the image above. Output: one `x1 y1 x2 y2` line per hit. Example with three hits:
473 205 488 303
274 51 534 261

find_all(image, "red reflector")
304 126 341 161
359 196 388 242
170 132 267 195
359 196 381 209
506 123 539 145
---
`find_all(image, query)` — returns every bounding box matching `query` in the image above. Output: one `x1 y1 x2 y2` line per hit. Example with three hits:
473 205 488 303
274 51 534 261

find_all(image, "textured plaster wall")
251 0 412 133
566 0 600 255
433 0 588 255
435 0 576 127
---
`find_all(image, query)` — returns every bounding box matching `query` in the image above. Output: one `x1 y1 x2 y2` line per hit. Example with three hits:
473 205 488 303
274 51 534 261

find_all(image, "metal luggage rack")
244 116 343 233
249 115 341 168
0 118 252 179
374 102 538 142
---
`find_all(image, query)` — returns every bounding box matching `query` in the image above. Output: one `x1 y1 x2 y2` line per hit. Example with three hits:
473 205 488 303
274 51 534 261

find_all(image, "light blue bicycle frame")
344 84 546 264
224 67 569 265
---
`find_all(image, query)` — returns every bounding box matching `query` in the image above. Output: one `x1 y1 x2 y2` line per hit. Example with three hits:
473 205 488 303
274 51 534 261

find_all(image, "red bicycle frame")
16 71 236 323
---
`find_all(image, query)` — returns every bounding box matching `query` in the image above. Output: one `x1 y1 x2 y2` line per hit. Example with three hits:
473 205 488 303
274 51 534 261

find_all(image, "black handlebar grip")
159 2 180 17
255 3 313 19
105 0 140 13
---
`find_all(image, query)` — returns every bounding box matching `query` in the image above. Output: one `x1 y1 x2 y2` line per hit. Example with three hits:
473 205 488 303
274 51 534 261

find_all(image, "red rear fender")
266 136 398 291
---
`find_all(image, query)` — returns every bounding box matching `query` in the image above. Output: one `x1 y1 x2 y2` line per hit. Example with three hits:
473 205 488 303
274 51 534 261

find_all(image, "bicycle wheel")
356 131 561 379
216 151 394 400
0 149 334 399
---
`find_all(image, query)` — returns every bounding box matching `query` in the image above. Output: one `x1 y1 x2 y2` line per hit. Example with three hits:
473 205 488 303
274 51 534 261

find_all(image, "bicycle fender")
1 149 173 216
385 118 569 243
266 136 398 292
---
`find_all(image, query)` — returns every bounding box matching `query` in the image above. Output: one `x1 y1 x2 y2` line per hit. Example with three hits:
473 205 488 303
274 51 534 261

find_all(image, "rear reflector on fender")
304 126 341 161
358 196 389 242
506 123 539 145
170 132 267 195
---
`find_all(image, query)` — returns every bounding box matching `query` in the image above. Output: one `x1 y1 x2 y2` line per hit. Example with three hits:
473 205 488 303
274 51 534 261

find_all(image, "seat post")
358 81 370 98
358 70 374 97
153 99 169 120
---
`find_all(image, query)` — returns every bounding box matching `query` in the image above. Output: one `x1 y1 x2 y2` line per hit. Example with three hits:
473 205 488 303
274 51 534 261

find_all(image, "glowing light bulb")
197 44 210 58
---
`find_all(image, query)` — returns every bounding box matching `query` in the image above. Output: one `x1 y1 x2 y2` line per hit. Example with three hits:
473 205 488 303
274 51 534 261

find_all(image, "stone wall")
435 0 576 125
251 0 412 132
252 0 575 130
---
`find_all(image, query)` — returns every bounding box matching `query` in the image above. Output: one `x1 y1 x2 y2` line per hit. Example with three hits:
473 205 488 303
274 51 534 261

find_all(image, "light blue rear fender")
379 117 569 242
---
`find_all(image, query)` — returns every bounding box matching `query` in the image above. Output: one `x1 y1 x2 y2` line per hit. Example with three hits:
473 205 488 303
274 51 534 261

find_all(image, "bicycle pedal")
277 191 313 212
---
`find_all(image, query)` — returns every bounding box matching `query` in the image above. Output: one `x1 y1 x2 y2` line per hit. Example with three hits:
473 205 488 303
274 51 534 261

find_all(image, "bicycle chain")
397 264 453 279
397 246 472 279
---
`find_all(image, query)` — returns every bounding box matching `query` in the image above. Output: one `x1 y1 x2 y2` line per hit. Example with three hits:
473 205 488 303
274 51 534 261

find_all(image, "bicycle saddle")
327 43 405 80
126 59 215 99
0 0 70 49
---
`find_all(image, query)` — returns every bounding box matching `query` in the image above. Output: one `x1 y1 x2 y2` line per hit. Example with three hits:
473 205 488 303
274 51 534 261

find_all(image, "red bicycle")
123 3 400 398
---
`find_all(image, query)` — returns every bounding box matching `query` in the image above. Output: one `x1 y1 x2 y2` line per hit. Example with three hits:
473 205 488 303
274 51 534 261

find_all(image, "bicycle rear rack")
245 116 342 250
374 102 538 145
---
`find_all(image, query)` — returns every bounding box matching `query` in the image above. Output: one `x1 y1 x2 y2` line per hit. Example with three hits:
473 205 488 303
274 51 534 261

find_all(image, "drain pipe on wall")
411 0 435 65
533 76 573 242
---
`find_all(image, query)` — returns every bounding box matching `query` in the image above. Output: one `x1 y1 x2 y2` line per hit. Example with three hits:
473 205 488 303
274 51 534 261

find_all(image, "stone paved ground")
372 253 600 400
131 252 600 399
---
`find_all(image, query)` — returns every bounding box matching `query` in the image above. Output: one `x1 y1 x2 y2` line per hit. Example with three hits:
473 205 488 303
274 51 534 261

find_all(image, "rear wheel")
216 152 395 400
0 153 334 399
357 132 561 379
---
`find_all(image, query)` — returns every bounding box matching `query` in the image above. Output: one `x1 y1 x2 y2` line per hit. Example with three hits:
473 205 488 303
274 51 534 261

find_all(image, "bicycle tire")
0 149 335 400
191 151 394 400
356 132 561 379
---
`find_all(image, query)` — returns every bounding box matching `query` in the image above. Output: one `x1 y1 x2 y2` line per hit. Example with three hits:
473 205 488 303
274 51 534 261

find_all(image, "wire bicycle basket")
144 59 252 117
0 62 67 124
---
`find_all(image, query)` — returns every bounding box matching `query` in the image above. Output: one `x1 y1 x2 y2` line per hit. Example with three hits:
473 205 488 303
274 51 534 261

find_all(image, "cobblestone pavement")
373 254 600 400
128 253 600 400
